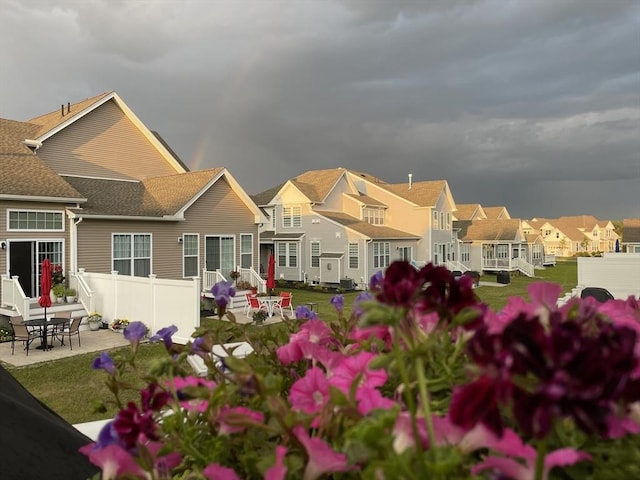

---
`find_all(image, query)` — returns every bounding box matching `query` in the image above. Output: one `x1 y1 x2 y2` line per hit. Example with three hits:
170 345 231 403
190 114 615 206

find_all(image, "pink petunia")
328 351 387 394
80 443 145 479
203 463 241 480
355 386 396 415
166 376 216 412
289 367 330 415
265 446 288 480
293 425 356 480
218 406 265 435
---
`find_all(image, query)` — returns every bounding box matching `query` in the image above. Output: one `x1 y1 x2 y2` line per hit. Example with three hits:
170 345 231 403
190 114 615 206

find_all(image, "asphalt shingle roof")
455 219 522 242
622 218 640 243
380 180 447 207
0 118 85 200
316 211 419 240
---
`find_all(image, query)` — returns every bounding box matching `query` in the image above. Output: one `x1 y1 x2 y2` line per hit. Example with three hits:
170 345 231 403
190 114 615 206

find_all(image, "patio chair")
274 292 294 317
50 310 73 346
247 295 269 319
57 316 84 350
244 292 257 316
9 316 39 356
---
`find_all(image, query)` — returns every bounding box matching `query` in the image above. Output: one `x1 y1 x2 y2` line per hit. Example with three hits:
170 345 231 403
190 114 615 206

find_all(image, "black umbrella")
0 365 99 479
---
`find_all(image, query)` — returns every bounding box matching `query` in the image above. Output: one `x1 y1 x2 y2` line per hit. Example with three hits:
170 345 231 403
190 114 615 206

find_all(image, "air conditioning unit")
340 278 354 290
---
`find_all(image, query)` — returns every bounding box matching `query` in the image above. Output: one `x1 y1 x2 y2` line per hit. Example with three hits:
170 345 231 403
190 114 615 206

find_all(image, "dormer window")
364 207 384 225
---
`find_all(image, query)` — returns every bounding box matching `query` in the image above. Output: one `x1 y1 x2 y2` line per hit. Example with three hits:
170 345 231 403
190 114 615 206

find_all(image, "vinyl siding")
37 100 178 181
76 177 259 279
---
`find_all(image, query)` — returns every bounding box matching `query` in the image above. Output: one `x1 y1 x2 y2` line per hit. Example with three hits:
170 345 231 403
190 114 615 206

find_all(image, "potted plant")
252 309 267 326
109 318 130 332
52 284 65 304
65 287 77 303
229 271 241 284
87 312 102 331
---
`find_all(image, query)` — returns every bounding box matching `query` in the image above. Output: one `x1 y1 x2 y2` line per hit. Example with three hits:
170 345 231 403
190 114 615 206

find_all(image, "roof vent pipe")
61 104 64 116
408 173 413 189
67 102 71 114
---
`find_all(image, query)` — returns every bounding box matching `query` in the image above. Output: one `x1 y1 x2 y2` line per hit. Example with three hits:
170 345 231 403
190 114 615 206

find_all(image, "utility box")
497 271 511 284
340 278 354 290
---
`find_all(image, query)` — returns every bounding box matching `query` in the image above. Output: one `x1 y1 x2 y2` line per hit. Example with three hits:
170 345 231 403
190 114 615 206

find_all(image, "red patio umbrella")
38 259 52 311
266 252 276 294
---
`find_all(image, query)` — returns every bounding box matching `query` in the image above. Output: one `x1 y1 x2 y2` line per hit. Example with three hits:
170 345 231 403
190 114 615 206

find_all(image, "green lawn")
5 260 577 424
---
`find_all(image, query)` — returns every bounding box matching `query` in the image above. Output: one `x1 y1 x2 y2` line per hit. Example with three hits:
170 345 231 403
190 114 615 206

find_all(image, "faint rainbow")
188 51 261 172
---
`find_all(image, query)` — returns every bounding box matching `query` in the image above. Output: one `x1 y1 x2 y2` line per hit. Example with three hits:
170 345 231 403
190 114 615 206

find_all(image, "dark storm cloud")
1 0 638 219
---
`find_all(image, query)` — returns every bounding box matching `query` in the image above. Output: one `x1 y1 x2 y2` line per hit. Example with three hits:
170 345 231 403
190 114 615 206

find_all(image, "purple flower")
92 352 116 375
295 305 318 320
150 325 178 349
330 294 344 313
95 420 121 449
353 291 374 317
211 281 235 309
123 321 147 343
369 270 384 291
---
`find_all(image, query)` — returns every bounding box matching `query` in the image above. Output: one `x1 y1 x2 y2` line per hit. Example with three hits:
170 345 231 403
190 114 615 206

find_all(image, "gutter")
0 194 87 204
68 213 184 222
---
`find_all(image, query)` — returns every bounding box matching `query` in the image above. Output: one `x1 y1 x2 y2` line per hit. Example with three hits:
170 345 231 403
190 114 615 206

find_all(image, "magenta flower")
293 426 355 480
80 443 145 479
289 366 330 415
265 446 288 480
328 351 388 393
353 291 374 317
167 376 216 412
203 463 241 480
218 406 265 435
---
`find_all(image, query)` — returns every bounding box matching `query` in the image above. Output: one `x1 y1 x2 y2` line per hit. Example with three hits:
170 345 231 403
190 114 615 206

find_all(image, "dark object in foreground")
580 287 614 303
0 365 99 480
497 271 510 285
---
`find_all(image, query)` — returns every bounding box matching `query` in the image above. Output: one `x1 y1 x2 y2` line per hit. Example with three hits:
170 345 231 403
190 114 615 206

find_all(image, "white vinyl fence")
77 270 201 344
577 253 640 300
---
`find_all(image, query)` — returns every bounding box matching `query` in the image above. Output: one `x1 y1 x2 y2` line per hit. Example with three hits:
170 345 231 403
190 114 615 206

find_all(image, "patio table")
23 317 70 351
257 296 280 317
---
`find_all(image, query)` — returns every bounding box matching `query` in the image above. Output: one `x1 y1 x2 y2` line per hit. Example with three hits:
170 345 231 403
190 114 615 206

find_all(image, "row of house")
0 92 635 319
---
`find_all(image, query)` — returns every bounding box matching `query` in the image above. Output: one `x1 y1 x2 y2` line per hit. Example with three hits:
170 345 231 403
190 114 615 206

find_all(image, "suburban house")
523 215 620 257
621 218 640 253
1 92 265 331
252 168 457 290
483 206 511 220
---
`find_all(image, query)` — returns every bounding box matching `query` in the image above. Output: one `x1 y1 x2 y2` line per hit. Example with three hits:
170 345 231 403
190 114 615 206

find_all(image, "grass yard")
5 260 577 424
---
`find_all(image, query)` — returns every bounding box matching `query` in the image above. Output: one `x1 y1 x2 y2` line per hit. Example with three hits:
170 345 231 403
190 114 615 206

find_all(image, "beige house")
1 92 264 318
621 218 640 253
523 215 619 257
252 168 456 289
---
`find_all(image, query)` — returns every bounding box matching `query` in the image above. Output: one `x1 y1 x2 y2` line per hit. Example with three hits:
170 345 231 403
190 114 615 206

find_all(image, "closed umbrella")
38 258 52 350
615 238 620 253
266 252 276 295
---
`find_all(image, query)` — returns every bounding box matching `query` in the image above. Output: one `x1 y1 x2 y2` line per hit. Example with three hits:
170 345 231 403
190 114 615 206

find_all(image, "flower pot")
88 321 100 331
66 296 76 303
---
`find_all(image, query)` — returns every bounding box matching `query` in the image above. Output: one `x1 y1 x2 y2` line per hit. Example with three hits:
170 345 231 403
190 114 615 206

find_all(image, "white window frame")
373 242 390 269
282 206 302 228
348 242 359 269
461 244 471 262
112 233 152 277
433 211 439 229
240 234 253 269
182 234 199 278
310 241 320 268
363 207 385 225
278 242 298 267
7 209 65 232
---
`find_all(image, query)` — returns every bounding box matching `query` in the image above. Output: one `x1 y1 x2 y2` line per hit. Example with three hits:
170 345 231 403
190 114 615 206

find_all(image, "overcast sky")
1 0 638 220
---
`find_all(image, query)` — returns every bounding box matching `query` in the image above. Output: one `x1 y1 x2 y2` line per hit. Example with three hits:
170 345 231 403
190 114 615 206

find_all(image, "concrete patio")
0 327 130 368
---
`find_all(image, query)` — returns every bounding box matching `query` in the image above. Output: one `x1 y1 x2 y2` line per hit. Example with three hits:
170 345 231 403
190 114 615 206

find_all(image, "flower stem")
415 357 436 448
534 438 547 480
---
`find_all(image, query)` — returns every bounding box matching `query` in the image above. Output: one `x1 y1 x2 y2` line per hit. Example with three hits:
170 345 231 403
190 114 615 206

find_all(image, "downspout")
427 208 432 264
71 217 83 274
364 239 372 288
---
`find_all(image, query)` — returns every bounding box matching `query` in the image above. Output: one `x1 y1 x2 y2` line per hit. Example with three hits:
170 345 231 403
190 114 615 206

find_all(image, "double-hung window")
348 242 359 269
282 206 301 228
310 241 320 268
182 234 199 277
373 242 390 269
363 207 384 225
113 234 151 277
240 234 253 268
278 242 298 267
433 211 439 229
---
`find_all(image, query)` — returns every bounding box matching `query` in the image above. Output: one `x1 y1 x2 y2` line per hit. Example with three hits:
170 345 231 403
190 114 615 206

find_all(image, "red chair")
243 292 255 316
274 292 294 317
247 295 269 318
